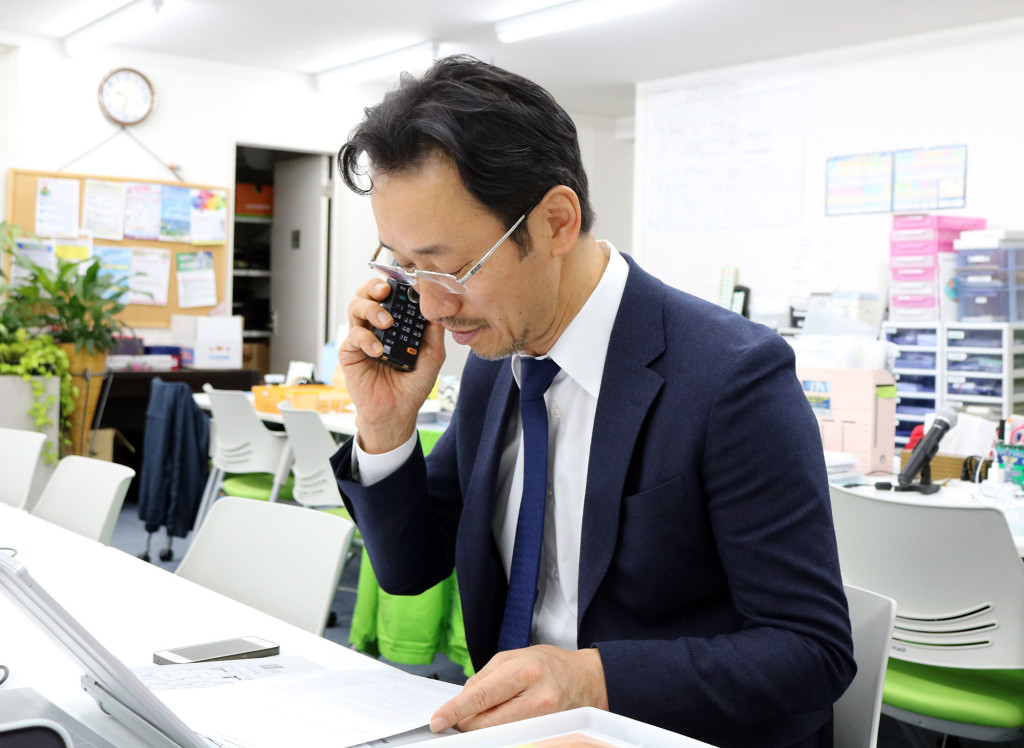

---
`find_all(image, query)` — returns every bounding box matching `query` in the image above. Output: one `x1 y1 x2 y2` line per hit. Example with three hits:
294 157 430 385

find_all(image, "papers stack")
824 451 862 483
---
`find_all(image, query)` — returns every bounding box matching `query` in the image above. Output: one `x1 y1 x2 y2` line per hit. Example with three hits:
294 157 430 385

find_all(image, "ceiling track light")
495 0 673 43
314 42 437 90
63 0 166 56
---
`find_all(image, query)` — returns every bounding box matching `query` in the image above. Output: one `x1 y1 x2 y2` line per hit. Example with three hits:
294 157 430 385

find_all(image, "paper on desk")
156 667 462 748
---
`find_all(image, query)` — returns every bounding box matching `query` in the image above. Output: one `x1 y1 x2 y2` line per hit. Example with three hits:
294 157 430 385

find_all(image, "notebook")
0 551 459 748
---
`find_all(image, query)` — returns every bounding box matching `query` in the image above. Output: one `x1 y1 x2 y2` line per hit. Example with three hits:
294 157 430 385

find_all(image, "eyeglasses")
369 209 531 295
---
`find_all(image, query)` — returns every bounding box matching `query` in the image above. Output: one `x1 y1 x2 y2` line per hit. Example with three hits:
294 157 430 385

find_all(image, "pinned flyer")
176 250 217 308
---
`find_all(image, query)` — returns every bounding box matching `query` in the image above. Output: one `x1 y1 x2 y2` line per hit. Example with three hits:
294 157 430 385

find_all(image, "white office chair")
175 495 355 635
0 426 47 510
277 402 345 508
194 385 293 528
834 584 896 748
31 456 135 544
829 484 1024 743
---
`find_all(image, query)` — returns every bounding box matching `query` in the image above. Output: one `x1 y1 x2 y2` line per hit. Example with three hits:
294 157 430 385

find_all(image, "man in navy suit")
331 55 854 747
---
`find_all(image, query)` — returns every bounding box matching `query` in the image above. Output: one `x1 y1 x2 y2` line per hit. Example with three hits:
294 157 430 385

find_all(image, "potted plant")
0 221 133 456
0 222 74 463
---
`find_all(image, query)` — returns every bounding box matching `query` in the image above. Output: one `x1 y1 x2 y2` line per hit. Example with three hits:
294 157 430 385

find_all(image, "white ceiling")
1 0 1024 116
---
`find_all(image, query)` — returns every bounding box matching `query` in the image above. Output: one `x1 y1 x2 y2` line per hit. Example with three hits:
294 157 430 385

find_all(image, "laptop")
0 550 213 747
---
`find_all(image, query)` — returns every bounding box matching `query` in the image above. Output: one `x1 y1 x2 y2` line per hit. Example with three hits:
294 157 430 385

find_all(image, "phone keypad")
375 280 426 370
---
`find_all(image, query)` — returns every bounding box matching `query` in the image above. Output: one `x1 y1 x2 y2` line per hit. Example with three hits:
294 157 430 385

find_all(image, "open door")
270 155 330 374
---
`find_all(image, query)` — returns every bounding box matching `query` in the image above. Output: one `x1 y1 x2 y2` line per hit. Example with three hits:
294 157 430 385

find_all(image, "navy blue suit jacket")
332 255 855 747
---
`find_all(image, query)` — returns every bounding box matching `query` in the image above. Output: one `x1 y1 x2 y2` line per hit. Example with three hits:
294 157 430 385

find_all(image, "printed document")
155 667 462 748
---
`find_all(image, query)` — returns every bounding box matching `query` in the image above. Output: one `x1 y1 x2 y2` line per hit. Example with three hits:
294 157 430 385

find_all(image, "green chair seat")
221 473 294 502
884 658 1024 730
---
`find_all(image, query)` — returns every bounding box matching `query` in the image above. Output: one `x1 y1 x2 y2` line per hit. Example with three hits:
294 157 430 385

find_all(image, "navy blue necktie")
498 356 561 651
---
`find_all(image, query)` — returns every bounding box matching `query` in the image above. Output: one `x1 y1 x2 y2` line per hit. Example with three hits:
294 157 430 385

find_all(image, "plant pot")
0 374 59 502
59 343 108 457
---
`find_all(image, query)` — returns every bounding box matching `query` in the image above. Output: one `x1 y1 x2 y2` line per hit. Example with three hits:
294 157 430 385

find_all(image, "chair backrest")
0 427 47 509
203 385 289 475
829 484 1024 669
31 456 136 544
174 495 355 635
834 584 896 748
278 403 344 508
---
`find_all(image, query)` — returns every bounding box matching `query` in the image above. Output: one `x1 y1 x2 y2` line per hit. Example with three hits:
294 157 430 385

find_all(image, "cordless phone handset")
373 278 427 371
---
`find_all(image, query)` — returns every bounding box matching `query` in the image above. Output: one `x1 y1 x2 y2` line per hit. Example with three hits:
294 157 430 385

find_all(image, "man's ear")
535 186 582 258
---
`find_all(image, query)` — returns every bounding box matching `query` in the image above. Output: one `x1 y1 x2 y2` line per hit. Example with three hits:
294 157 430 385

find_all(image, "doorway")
234 145 333 376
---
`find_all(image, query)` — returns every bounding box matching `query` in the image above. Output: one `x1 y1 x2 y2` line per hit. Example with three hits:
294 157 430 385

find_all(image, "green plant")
3 247 134 355
0 222 75 462
0 328 73 463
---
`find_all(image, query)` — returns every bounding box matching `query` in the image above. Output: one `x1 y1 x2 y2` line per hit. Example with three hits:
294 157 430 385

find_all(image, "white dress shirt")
356 242 629 650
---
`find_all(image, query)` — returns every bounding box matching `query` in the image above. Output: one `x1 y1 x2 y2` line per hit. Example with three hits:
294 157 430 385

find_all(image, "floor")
109 501 1015 747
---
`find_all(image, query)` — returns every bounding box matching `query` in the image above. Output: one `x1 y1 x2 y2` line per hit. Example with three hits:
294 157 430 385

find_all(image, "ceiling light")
495 0 672 43
315 42 437 90
63 0 167 56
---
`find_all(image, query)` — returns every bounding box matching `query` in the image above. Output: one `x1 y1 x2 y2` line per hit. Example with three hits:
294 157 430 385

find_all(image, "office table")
838 479 1024 556
0 503 418 746
0 505 708 747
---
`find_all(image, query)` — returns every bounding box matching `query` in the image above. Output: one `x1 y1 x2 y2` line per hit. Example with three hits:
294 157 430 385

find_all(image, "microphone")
897 408 958 493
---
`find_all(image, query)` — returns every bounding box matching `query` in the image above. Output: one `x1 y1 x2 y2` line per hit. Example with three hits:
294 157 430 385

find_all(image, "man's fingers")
430 667 525 733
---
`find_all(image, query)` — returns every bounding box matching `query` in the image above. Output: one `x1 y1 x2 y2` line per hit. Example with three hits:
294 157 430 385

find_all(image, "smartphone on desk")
374 278 427 372
153 636 279 665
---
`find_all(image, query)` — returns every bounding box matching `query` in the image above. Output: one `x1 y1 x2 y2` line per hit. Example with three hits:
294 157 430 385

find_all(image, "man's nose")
413 280 460 322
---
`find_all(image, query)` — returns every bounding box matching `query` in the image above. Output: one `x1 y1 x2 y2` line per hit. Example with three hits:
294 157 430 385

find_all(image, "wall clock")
98 68 156 126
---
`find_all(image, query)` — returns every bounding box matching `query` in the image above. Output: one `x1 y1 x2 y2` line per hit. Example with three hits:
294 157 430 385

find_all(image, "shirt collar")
511 241 629 399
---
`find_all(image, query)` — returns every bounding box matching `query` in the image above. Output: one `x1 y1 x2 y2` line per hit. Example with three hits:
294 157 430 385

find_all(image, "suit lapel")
578 258 666 624
456 361 518 661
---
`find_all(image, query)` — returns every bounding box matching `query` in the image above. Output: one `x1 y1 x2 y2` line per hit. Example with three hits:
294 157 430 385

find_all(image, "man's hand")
341 278 445 453
430 646 608 733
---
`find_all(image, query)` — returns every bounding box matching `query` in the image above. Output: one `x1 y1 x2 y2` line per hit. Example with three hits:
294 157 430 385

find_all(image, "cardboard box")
242 342 270 377
171 315 243 369
235 183 273 217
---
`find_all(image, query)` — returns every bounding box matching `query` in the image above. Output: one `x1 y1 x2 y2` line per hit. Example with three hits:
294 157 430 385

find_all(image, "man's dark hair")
338 55 594 252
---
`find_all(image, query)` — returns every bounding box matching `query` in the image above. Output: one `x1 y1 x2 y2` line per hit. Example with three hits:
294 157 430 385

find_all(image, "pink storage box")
890 239 951 257
889 293 938 321
890 252 938 269
891 228 962 244
891 214 987 231
891 266 938 283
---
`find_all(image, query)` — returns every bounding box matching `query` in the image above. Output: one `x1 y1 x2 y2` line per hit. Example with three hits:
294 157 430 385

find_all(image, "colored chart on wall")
893 145 968 211
824 151 893 216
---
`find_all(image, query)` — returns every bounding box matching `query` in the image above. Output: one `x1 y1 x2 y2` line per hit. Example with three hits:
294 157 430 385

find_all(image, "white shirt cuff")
352 430 419 486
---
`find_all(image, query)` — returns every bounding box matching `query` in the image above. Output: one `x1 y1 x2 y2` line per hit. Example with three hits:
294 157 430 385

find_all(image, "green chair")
195 386 294 528
348 425 473 677
829 484 1024 743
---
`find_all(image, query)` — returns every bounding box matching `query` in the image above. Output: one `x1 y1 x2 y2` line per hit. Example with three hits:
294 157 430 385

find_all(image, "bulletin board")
5 169 229 328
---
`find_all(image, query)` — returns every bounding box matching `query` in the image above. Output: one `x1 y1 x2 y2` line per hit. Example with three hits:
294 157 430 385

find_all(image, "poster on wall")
893 145 967 212
160 185 192 242
190 189 227 244
176 250 217 308
824 152 894 216
124 182 163 240
130 247 171 306
83 179 126 241
34 177 80 238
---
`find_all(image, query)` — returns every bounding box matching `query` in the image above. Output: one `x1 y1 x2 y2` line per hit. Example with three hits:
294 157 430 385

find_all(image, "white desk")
0 505 710 747
0 503 406 746
192 392 448 438
838 479 1024 556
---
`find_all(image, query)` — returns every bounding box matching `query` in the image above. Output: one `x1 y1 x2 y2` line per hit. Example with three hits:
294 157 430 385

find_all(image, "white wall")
634 18 1024 325
0 39 633 375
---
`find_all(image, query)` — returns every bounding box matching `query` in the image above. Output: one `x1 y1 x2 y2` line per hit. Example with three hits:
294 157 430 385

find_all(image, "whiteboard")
633 19 1024 325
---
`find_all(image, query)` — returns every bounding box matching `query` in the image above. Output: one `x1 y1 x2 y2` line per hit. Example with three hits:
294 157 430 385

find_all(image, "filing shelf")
883 322 940 449
883 321 1024 451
